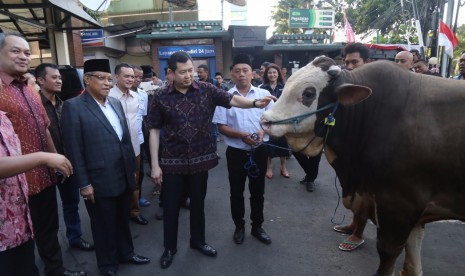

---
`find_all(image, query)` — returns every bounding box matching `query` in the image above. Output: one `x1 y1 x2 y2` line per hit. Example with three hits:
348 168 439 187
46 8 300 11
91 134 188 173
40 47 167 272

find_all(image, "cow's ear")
336 84 372 106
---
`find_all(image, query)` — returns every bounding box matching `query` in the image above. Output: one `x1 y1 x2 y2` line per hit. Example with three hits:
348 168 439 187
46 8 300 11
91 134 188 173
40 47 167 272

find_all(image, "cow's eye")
301 87 317 107
302 87 316 101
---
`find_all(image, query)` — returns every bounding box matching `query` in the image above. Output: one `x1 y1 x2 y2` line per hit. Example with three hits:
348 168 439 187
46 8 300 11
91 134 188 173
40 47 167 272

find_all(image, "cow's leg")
375 212 415 276
399 225 424 276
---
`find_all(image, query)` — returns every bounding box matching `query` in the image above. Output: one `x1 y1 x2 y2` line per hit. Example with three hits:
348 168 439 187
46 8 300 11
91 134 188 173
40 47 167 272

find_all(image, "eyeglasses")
89 74 113 82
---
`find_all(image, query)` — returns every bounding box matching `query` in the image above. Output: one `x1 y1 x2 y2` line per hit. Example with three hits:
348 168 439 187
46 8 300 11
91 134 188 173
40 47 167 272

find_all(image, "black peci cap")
232 53 252 68
84 59 111 74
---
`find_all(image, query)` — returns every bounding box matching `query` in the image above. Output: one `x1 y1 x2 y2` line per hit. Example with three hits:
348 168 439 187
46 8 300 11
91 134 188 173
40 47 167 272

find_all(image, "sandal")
139 198 151 207
280 169 290 178
333 224 354 235
338 239 365 251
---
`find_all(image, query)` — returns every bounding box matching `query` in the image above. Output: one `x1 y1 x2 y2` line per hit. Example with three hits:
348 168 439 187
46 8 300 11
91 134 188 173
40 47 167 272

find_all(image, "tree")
451 24 465 75
344 0 442 43
271 0 443 44
454 24 465 57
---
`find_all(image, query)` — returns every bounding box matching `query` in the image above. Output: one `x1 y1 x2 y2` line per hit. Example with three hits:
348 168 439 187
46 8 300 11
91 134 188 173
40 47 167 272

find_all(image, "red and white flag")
438 20 459 57
343 8 355 43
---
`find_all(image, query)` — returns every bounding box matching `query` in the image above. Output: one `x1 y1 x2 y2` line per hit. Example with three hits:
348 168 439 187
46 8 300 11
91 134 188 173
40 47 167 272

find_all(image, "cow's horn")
327 65 341 78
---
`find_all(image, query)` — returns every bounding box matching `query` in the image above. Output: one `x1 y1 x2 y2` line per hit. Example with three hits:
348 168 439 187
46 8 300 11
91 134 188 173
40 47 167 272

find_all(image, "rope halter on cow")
265 102 337 129
264 102 340 154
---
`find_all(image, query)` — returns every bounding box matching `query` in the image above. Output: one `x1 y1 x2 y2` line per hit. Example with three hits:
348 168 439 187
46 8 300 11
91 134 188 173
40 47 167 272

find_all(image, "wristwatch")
253 98 259 107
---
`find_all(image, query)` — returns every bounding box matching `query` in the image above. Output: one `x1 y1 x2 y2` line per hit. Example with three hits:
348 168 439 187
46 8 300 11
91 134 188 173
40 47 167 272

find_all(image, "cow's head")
260 56 371 156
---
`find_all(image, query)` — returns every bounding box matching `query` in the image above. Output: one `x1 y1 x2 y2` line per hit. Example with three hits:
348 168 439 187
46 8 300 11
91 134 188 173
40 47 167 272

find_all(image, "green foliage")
345 0 440 42
82 5 103 23
371 24 419 44
455 24 465 57
271 0 442 44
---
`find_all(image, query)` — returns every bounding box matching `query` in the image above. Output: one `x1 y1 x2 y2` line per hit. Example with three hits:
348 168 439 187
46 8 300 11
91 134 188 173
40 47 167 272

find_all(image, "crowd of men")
1 30 465 276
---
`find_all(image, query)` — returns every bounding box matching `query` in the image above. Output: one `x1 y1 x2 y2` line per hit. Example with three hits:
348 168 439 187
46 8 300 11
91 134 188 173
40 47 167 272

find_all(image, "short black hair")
343 43 370 61
167 51 193 71
261 61 271 68
34 63 59 80
215 72 223 77
198 64 209 72
114 63 133 75
413 59 428 66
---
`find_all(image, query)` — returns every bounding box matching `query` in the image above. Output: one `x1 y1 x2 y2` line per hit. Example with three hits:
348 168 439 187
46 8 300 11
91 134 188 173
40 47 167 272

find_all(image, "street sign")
289 9 335 29
81 29 104 47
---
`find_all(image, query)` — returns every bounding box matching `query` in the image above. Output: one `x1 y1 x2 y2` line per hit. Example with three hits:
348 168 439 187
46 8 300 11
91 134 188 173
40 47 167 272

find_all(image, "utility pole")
440 0 454 77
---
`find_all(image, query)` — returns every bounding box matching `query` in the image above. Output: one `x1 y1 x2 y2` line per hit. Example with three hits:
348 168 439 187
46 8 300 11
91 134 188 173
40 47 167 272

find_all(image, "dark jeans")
212 123 219 152
85 193 134 273
293 150 322 182
163 172 208 250
29 185 65 276
226 145 267 229
57 177 82 244
0 239 36 276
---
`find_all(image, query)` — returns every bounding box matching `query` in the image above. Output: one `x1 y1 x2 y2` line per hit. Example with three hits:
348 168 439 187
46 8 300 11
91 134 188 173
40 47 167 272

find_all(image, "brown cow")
260 56 465 275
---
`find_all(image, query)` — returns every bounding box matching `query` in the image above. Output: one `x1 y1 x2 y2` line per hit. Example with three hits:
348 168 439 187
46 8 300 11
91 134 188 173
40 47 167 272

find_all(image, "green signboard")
289 9 335 29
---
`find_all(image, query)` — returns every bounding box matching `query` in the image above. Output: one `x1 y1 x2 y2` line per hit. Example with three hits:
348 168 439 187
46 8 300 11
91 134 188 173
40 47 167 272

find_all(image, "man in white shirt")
109 63 148 226
213 54 273 246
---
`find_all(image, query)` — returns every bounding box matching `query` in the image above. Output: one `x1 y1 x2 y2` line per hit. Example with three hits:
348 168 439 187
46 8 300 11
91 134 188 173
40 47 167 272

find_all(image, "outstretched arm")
229 95 276 109
0 152 72 179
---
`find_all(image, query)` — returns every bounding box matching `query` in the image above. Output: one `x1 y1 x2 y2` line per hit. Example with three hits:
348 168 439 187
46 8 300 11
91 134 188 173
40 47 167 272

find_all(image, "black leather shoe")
131 215 149 225
100 271 116 276
233 227 245 244
127 254 150 265
63 269 87 276
251 227 272 244
190 242 217 257
70 238 94 251
306 181 315 192
160 250 177 269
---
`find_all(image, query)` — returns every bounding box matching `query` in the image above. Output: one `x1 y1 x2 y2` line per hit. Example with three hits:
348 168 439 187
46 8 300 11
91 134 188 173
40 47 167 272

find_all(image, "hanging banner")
289 9 335 29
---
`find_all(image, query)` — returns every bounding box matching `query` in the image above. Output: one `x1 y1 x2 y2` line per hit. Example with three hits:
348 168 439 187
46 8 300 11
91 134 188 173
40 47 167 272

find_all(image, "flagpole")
441 0 455 77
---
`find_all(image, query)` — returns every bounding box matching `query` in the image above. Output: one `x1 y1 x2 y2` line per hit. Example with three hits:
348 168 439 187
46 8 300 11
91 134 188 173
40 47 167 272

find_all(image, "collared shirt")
94 97 123 141
109 86 140 156
133 87 148 144
147 80 233 175
260 82 284 99
0 111 34 251
0 72 55 196
213 85 273 151
40 92 64 154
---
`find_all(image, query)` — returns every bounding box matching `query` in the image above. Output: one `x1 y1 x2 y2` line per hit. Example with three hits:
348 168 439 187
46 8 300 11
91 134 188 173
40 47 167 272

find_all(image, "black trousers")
28 185 64 276
293 150 323 182
163 172 208 251
226 145 267 229
85 192 134 273
0 239 36 276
